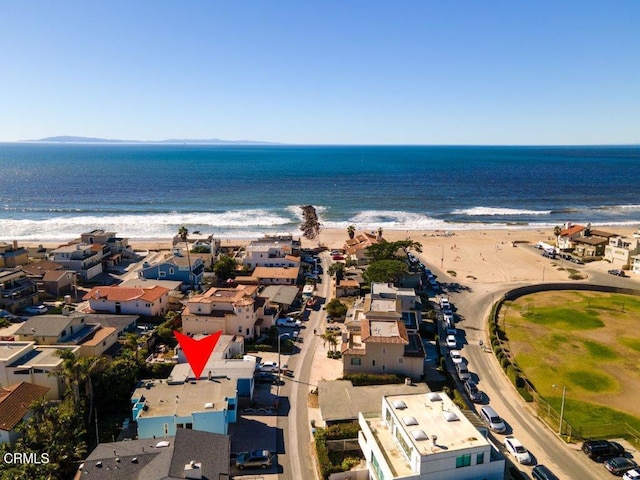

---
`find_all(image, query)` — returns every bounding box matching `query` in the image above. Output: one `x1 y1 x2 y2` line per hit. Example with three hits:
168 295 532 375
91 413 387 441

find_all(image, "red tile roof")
83 285 169 303
560 225 585 237
0 382 50 431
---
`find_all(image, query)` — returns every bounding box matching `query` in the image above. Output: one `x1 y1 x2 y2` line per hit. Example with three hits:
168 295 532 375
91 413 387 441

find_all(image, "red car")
332 255 345 260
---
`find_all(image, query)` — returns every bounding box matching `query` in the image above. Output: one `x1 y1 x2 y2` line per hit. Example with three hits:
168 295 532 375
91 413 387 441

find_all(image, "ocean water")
1 143 639 240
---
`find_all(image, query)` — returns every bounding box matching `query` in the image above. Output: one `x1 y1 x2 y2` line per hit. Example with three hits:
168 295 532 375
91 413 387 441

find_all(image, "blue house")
131 359 255 438
138 254 204 290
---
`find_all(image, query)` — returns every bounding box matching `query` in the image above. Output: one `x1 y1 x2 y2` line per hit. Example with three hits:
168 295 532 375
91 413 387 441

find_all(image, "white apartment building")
359 392 504 480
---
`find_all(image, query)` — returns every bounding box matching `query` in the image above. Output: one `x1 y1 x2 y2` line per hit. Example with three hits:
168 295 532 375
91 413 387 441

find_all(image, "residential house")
80 229 139 261
0 382 50 444
260 285 300 310
631 255 640 275
0 342 80 399
83 285 170 316
242 236 301 269
350 282 422 332
50 243 106 280
76 427 230 480
181 285 277 339
20 260 72 298
242 266 300 285
138 253 205 290
557 223 585 250
342 319 425 380
344 232 380 266
14 313 121 357
336 278 360 298
317 379 430 427
604 236 640 269
0 269 39 314
131 374 238 440
0 242 29 268
358 392 505 480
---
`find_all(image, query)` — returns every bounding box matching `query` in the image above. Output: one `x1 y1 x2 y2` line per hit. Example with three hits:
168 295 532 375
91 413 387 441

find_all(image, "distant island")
26 135 279 145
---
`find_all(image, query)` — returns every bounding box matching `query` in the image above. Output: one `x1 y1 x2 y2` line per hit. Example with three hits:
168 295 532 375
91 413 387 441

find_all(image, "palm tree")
347 225 355 240
123 332 142 362
321 331 339 352
553 225 562 247
178 225 195 290
79 356 107 427
55 349 82 409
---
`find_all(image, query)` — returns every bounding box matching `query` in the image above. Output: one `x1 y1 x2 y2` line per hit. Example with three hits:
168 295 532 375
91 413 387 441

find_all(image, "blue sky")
1 1 639 145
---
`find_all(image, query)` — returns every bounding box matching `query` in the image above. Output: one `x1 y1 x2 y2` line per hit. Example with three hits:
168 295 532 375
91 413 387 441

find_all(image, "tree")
364 259 408 284
553 225 562 246
214 254 238 283
300 205 321 240
178 225 195 289
347 225 355 239
321 331 339 352
328 262 345 278
326 298 348 319
366 240 422 263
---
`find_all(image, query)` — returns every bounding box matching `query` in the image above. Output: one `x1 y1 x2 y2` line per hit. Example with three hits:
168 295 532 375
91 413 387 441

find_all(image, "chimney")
184 460 203 479
431 434 437 446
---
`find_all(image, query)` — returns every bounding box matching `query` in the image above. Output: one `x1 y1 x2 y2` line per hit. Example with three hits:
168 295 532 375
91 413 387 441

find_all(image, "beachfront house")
242 237 300 269
138 253 205 290
358 393 505 480
0 382 50 444
50 243 105 280
83 285 170 316
604 236 640 269
557 223 585 250
0 242 29 268
181 285 277 339
0 269 40 314
341 319 425 380
344 232 380 266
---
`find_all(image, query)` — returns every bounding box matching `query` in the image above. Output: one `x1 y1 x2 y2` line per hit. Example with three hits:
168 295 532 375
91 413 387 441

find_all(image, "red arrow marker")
174 330 222 379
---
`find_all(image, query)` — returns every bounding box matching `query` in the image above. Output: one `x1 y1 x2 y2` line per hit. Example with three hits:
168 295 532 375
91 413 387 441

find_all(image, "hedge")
342 373 405 386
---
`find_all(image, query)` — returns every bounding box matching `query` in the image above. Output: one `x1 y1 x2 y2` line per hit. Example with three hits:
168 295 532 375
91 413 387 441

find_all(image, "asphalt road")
279 251 330 480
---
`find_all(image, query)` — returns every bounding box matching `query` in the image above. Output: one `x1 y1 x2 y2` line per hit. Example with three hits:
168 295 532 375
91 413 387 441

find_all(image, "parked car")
439 297 450 309
532 465 560 480
332 255 345 261
464 380 483 403
276 317 302 328
608 269 626 277
23 305 48 315
604 457 638 476
480 406 507 433
255 372 276 384
582 440 626 462
443 313 454 326
504 436 532 464
449 349 463 364
445 334 457 348
570 257 584 264
258 362 279 373
456 362 471 381
624 469 640 480
235 450 273 470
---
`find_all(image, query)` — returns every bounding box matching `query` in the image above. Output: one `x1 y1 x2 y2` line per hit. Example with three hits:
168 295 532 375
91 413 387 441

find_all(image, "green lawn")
503 291 640 433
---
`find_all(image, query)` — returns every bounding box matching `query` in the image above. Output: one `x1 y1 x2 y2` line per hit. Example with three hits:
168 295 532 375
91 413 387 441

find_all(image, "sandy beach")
18 225 639 285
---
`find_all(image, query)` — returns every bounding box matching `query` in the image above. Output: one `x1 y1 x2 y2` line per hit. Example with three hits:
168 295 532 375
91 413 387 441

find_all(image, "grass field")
503 291 640 433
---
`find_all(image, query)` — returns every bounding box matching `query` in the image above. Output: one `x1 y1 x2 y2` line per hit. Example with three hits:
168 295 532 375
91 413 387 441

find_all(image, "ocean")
1 143 639 241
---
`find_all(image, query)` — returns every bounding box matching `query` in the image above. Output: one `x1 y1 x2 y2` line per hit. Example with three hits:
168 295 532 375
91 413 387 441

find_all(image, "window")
169 267 174 275
351 358 361 366
398 358 404 364
159 271 166 278
382 348 386 354
456 454 471 468
163 423 169 436
185 423 193 429
476 452 484 464
238 326 242 333
372 360 376 366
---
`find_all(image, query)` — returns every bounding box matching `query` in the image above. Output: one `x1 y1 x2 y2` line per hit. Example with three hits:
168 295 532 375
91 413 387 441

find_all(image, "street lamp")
440 245 444 268
553 384 567 435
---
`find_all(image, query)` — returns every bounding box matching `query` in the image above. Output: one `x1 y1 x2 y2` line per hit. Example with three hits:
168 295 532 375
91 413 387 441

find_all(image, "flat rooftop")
133 378 237 418
0 341 33 361
9 345 80 368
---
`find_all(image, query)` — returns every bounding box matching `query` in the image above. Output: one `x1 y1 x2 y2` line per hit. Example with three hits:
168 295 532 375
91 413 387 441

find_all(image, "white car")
504 436 532 464
24 305 48 315
276 317 302 328
258 362 279 373
439 297 450 308
445 335 457 348
456 362 471 381
624 469 640 480
450 349 463 364
443 313 454 326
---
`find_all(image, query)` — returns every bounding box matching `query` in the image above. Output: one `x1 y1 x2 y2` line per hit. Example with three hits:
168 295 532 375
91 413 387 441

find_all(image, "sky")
1 1 639 145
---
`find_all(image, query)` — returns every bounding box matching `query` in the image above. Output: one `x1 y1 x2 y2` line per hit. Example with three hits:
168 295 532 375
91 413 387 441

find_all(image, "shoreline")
15 224 639 285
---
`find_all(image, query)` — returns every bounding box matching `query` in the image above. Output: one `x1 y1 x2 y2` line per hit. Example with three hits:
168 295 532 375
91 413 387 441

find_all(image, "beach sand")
19 225 638 285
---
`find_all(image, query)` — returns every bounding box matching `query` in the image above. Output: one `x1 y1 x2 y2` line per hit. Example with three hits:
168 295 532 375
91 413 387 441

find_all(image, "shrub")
342 373 405 386
517 386 534 402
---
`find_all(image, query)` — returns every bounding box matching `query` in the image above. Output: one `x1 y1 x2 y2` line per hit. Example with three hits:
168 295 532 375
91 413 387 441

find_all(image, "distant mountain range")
28 135 278 145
